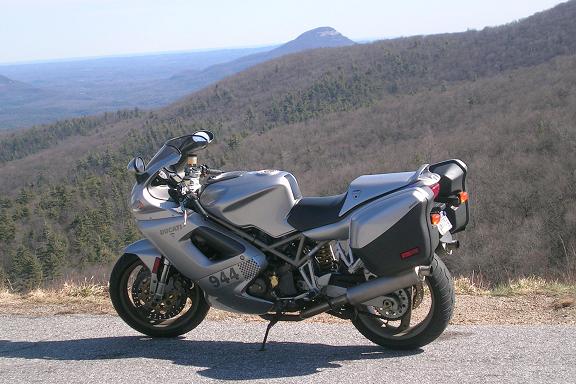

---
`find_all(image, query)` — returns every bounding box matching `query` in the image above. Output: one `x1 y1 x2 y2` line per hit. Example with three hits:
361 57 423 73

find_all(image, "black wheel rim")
119 259 203 331
356 277 436 341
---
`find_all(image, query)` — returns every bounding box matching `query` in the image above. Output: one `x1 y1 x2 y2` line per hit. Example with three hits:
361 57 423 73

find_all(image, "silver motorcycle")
110 130 469 350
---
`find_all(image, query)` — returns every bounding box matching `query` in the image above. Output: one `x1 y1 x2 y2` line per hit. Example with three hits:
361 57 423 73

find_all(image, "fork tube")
154 258 171 300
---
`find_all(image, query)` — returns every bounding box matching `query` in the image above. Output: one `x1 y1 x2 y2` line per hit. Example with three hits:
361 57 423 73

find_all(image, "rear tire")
351 255 454 349
110 253 209 338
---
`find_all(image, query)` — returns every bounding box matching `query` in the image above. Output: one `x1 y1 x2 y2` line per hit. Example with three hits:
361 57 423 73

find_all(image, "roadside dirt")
1 291 574 325
452 294 576 325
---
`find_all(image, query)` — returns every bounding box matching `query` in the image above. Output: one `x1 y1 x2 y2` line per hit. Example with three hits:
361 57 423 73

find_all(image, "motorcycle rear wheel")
110 253 209 338
351 255 454 350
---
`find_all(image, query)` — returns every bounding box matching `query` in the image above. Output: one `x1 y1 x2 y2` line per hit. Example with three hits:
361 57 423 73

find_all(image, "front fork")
123 239 175 299
150 257 171 300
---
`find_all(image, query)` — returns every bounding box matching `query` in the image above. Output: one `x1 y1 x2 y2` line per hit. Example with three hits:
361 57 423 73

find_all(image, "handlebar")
204 168 223 176
184 194 210 218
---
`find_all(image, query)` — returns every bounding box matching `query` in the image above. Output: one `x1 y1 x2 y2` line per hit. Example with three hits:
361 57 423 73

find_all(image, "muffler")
300 266 427 319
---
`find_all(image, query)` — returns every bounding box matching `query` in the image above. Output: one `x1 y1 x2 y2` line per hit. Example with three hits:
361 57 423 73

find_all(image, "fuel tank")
199 170 302 237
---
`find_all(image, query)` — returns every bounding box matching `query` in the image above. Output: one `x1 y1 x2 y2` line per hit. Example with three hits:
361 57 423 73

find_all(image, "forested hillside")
1 1 576 289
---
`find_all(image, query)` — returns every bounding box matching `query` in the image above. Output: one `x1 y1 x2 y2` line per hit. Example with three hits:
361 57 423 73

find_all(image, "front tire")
351 255 454 349
109 253 209 338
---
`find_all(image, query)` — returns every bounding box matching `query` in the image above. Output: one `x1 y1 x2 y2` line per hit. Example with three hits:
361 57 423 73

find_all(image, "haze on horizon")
0 0 566 64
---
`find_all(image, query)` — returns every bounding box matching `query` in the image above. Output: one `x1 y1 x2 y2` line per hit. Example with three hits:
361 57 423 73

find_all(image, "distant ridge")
0 74 29 90
0 74 46 104
170 27 355 88
0 28 353 129
0 46 273 129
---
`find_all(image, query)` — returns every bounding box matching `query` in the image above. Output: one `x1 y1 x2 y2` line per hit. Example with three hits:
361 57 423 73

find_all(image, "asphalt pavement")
0 315 575 383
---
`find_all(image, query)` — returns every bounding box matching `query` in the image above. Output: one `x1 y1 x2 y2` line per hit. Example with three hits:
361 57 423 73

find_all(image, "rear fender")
123 239 162 272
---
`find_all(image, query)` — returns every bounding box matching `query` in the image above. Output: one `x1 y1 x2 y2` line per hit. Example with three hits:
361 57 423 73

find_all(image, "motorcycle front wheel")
351 255 455 350
109 253 209 338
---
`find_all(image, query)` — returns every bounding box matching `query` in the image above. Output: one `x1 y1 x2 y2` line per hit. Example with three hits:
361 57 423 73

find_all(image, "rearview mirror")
127 156 146 174
192 130 214 143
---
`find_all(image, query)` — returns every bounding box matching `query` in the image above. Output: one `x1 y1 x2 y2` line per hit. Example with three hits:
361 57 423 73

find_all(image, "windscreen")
166 131 213 154
143 130 214 180
145 145 181 174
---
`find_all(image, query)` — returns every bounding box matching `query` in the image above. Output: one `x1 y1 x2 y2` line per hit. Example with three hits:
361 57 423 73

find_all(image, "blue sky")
0 0 566 64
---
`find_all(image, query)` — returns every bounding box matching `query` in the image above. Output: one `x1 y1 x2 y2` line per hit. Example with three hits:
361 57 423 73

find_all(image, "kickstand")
259 314 281 351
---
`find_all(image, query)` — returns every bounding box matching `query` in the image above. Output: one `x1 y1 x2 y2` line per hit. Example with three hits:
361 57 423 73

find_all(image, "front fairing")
130 145 181 220
144 145 181 181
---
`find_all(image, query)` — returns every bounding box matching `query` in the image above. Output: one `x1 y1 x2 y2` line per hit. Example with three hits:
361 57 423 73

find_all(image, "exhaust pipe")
300 267 426 319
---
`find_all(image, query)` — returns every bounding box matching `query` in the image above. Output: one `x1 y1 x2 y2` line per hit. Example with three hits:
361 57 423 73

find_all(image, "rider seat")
287 193 347 231
286 169 425 232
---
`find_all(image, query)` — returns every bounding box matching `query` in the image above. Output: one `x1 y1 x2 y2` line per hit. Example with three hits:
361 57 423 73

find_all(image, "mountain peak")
170 27 354 85
276 27 355 54
296 26 342 38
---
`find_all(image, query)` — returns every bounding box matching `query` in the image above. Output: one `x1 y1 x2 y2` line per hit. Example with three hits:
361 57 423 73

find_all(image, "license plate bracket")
437 214 453 235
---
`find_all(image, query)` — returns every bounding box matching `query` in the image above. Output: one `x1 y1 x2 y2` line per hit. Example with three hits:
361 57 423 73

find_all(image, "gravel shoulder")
0 291 575 324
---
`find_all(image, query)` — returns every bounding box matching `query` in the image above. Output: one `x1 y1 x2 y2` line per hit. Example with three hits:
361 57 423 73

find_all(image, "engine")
245 231 340 307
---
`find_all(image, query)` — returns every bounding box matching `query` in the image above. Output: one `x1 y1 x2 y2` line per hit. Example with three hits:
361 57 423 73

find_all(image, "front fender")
124 239 162 272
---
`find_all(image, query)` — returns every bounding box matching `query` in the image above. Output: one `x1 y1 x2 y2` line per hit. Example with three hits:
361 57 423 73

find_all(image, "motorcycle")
110 130 470 350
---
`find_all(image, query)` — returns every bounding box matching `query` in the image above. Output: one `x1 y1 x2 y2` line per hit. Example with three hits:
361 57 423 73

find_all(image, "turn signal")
459 191 469 204
430 213 441 225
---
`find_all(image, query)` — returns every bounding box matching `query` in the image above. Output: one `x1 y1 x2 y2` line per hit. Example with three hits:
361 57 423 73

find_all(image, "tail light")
430 213 441 225
430 183 440 199
459 191 469 204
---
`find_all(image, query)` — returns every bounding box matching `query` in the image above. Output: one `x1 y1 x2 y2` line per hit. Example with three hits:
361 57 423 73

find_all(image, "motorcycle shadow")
0 336 423 380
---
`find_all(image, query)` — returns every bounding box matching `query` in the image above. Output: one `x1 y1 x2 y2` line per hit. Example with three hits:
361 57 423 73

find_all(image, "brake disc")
131 268 190 321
